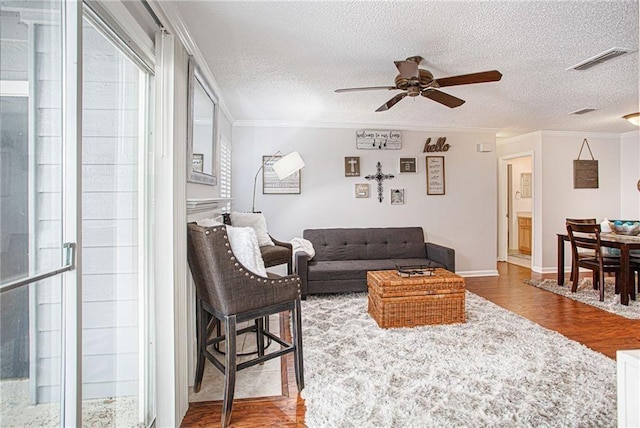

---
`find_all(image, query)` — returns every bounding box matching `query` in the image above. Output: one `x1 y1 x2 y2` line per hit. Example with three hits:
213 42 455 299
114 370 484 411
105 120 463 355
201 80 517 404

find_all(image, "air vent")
567 47 632 71
569 108 597 115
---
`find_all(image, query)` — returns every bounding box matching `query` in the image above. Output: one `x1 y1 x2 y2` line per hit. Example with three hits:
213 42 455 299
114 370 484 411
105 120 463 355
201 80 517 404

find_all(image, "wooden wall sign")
573 139 598 189
344 156 360 176
426 156 445 195
423 137 451 152
399 157 417 173
356 130 402 150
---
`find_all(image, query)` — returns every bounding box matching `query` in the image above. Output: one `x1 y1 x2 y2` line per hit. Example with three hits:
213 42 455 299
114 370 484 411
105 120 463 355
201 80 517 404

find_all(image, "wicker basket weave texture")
367 268 465 328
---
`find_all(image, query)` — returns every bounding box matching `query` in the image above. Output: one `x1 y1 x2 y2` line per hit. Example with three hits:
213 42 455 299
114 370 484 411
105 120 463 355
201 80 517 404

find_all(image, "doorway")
502 155 533 268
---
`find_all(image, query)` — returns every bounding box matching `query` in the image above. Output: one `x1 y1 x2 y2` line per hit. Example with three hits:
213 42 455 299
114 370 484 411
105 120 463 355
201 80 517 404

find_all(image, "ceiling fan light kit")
336 55 502 112
623 112 639 126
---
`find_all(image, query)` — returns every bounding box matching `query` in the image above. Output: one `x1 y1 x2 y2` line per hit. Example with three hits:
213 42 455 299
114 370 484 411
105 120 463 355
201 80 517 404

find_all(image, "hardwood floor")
180 262 639 427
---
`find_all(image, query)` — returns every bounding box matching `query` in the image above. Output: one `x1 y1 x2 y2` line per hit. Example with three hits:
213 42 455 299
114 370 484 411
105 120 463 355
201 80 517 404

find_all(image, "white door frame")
497 151 534 264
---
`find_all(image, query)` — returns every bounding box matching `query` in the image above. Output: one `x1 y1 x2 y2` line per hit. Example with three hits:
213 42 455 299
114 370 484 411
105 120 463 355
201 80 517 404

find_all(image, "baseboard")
457 269 499 277
536 266 571 275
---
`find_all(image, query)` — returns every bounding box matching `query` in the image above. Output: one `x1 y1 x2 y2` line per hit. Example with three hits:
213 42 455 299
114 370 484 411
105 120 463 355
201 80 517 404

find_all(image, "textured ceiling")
174 0 639 137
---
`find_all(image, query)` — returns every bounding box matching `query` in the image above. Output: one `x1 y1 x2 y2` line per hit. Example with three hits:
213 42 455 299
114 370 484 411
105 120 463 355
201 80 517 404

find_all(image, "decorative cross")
365 162 394 203
347 158 358 174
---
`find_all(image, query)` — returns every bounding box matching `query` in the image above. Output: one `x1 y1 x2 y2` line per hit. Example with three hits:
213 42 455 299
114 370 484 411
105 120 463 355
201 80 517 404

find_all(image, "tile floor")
507 249 531 268
188 314 283 403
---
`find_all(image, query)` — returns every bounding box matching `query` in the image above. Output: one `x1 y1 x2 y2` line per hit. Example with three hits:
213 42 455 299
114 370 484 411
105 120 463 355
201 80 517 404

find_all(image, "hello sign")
423 137 451 153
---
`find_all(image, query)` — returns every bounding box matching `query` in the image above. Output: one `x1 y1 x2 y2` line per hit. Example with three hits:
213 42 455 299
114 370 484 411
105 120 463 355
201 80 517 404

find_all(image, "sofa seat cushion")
307 258 445 281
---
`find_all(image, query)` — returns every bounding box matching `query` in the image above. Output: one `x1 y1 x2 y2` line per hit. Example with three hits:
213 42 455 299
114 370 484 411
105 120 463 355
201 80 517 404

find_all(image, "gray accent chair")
187 223 304 427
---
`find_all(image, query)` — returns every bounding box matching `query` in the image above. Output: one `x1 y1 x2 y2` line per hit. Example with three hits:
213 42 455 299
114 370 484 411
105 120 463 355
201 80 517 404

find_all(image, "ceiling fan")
335 56 502 112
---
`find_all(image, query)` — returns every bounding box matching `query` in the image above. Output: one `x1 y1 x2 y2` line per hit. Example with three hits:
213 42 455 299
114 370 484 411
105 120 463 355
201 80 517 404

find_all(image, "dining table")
557 232 640 306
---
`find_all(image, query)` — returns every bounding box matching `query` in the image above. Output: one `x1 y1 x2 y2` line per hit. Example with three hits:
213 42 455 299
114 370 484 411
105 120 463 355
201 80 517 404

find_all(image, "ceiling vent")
567 47 632 71
569 108 597 115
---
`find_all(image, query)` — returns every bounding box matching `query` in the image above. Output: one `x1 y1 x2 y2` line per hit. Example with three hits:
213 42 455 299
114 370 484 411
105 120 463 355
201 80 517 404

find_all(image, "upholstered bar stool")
187 223 304 427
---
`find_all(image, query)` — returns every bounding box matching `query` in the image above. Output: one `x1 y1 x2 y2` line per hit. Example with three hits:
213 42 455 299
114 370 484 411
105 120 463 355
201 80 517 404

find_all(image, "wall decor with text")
355 183 369 198
426 156 445 195
573 138 598 189
399 157 417 173
356 130 402 150
344 156 360 176
423 137 451 153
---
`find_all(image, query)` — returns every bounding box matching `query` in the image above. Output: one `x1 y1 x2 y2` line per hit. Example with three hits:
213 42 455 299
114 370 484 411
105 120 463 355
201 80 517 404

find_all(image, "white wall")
539 132 621 270
499 131 627 273
620 130 640 219
232 125 498 275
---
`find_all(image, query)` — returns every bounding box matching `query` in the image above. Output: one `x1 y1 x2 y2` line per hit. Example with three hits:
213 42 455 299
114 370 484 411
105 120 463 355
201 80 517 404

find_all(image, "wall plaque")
344 156 360 176
356 130 402 150
573 139 598 189
426 156 445 195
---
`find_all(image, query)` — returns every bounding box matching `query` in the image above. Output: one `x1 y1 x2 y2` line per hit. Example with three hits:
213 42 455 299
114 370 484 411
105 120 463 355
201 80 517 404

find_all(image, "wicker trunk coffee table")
367 268 466 328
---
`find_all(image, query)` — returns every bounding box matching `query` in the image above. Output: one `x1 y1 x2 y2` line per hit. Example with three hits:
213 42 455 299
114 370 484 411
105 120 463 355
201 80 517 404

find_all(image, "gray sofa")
296 227 455 298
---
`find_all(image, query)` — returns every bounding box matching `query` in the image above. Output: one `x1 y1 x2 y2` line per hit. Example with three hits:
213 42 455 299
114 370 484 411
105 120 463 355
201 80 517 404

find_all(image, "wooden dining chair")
565 218 597 284
566 222 621 301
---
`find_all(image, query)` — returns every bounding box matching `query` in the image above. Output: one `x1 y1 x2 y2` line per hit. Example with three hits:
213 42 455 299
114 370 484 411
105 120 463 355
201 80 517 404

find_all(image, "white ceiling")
173 0 640 137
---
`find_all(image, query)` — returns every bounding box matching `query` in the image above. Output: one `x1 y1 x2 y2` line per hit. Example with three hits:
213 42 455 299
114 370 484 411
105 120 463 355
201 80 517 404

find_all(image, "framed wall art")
345 156 360 176
426 156 445 195
391 188 405 205
355 183 369 198
263 155 301 194
399 157 417 173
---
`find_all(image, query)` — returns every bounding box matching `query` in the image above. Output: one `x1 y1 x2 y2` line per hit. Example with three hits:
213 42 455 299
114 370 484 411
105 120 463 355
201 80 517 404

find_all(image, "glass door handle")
0 242 76 294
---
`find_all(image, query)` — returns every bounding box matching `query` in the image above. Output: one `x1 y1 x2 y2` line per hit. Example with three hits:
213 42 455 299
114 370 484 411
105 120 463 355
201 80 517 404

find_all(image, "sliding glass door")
1 2 67 425
80 11 152 427
0 1 155 426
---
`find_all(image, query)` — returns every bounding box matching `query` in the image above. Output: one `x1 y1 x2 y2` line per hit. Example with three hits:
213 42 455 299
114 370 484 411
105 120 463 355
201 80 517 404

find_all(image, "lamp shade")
623 112 640 126
272 151 305 179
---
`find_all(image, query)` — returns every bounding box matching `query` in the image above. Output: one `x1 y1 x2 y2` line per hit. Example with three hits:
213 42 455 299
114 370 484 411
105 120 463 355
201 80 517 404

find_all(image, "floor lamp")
252 151 305 212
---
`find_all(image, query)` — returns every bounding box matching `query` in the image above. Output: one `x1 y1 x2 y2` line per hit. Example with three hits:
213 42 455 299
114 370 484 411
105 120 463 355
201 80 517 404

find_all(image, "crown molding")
147 0 235 124
621 129 640 137
498 129 625 146
233 120 499 135
539 130 622 139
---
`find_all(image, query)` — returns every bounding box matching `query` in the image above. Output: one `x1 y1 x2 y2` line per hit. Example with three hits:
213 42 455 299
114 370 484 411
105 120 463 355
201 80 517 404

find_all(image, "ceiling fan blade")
376 92 408 112
394 61 419 79
421 89 465 108
435 70 502 87
335 86 397 93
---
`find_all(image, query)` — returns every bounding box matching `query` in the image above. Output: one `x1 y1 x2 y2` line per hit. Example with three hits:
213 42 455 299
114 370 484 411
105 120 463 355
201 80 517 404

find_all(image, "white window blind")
219 136 232 212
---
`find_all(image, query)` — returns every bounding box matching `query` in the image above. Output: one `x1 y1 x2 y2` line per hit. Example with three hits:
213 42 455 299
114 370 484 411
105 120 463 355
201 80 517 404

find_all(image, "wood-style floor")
180 262 640 427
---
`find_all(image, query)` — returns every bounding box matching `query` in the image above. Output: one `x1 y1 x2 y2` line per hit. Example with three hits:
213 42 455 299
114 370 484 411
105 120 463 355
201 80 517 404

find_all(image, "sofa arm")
425 242 455 272
295 252 310 299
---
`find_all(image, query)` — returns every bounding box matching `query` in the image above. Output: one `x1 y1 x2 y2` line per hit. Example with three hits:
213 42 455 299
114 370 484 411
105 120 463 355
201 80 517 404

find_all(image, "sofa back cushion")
303 227 426 261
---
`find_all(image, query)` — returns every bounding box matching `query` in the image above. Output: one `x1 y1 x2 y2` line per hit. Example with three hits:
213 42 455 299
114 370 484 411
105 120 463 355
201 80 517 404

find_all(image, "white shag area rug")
301 292 616 427
525 278 640 319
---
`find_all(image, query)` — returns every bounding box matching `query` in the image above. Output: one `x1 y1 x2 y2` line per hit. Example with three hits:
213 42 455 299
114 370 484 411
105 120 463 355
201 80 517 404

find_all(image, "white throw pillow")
229 212 275 247
226 225 268 277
